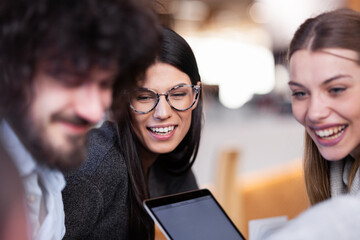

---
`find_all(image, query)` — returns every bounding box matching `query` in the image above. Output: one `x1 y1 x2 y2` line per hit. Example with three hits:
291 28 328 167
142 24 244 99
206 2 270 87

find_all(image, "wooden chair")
214 149 243 228
155 225 166 240
214 149 309 239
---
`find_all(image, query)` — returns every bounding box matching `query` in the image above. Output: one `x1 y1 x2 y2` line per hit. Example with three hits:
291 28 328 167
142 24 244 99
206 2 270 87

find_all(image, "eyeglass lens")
130 85 198 113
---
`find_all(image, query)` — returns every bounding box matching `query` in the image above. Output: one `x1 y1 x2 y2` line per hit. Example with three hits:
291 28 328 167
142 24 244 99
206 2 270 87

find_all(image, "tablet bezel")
143 188 246 240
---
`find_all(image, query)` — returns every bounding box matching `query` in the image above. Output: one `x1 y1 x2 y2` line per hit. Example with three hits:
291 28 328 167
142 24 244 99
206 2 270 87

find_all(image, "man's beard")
9 112 88 171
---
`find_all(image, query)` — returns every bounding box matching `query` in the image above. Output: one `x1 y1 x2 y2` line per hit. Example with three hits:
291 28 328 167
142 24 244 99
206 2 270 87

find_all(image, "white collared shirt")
0 120 66 240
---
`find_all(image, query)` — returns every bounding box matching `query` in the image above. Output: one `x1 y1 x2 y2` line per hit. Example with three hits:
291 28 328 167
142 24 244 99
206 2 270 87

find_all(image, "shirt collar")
0 120 66 191
0 120 37 177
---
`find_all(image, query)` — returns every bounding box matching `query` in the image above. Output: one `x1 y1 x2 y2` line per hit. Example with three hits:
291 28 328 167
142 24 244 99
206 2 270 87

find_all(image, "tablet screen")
144 189 246 240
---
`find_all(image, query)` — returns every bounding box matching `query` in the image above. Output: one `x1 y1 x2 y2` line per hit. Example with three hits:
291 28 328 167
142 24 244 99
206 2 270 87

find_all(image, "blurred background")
152 1 360 237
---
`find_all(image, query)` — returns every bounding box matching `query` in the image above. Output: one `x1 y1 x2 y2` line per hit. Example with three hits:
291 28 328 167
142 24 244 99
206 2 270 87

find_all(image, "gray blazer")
62 121 198 239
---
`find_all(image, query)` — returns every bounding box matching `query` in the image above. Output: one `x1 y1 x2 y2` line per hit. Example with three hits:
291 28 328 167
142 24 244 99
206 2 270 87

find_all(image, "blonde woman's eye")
292 91 307 99
329 87 346 95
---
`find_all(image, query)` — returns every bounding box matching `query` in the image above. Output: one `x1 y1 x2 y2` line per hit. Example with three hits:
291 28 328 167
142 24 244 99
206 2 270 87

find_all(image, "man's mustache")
51 113 93 128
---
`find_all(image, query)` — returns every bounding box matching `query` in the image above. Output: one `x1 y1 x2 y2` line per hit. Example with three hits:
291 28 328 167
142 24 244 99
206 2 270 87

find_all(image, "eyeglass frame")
129 84 201 114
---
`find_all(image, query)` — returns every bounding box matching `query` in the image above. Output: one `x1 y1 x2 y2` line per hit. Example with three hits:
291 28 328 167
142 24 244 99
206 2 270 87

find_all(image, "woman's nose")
153 95 172 120
307 95 330 123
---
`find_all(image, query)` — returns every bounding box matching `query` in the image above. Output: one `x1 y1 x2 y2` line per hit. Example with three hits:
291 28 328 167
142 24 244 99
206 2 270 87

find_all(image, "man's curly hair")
0 0 161 120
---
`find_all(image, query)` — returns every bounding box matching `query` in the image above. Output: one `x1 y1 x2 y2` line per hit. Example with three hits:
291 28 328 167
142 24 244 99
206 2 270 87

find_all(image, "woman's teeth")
150 126 175 135
315 125 346 139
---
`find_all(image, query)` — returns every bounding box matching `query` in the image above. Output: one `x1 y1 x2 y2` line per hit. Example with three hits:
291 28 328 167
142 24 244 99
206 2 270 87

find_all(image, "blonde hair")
304 132 330 205
304 132 360 205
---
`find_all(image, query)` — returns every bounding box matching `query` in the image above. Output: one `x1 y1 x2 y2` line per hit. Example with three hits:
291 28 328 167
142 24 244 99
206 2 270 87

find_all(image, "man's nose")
74 84 111 124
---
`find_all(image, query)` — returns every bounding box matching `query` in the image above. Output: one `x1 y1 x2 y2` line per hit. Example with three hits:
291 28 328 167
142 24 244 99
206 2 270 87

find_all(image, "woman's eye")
137 95 154 101
137 96 149 100
171 92 187 98
329 87 346 95
133 92 155 102
291 91 307 99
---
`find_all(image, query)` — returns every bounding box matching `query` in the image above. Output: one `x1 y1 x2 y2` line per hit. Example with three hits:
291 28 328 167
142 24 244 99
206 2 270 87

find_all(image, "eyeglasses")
130 84 201 114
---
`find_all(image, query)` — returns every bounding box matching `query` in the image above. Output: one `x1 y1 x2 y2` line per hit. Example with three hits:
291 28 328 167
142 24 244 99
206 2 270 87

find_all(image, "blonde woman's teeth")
315 125 346 139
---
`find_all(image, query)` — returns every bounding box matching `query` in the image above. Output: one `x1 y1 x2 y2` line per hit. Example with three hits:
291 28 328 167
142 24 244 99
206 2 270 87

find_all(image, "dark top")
62 121 198 239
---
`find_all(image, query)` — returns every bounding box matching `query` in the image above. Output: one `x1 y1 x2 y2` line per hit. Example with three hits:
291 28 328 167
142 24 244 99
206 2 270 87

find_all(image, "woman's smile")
148 125 176 136
313 125 347 139
310 124 348 147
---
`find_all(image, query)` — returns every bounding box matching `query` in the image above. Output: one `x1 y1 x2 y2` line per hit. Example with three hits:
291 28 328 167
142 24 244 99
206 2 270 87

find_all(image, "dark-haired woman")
62 27 203 240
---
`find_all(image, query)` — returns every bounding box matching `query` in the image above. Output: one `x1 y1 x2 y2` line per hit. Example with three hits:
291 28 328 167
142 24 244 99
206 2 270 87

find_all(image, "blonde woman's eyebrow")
288 81 304 87
288 74 351 87
322 74 352 85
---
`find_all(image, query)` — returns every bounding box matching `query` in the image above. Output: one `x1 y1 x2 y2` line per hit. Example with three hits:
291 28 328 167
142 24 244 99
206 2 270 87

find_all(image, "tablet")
143 188 246 240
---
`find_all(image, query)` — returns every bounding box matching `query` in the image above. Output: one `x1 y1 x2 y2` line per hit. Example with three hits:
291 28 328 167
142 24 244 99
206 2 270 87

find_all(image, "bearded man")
0 0 161 239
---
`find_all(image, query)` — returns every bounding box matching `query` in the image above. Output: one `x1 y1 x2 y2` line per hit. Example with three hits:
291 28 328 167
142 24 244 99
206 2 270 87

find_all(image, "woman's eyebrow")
288 74 351 87
288 81 304 87
322 74 351 85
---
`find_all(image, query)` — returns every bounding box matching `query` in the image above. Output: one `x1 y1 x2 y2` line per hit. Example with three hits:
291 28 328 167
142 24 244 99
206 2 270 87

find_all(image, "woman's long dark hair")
117 27 203 240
